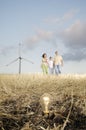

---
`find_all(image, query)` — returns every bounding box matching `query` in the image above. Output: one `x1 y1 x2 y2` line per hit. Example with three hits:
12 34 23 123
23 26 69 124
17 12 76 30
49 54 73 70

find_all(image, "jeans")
55 65 61 75
49 68 54 74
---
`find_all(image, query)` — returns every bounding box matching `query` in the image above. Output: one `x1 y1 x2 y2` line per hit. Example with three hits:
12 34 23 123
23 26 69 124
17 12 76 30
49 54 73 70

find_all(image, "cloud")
24 20 86 62
0 29 55 55
44 9 78 24
63 49 86 61
37 29 53 41
24 29 55 49
60 21 86 61
62 10 78 21
25 35 40 49
0 45 17 56
60 21 86 49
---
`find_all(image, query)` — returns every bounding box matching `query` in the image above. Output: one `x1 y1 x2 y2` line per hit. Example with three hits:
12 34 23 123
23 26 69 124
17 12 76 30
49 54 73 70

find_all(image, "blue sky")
0 0 86 74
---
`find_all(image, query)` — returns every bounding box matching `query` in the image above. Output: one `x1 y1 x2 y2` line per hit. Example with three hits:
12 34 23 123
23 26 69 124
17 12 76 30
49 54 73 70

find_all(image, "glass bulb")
40 93 52 114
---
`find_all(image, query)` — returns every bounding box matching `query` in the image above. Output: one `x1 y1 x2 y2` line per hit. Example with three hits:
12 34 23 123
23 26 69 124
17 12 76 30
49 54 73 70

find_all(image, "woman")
41 53 48 74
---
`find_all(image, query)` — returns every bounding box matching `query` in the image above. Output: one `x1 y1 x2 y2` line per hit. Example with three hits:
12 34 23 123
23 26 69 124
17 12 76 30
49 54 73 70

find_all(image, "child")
48 57 54 74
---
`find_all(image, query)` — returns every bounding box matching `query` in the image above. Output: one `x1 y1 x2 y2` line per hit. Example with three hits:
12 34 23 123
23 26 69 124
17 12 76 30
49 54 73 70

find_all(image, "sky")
0 0 86 74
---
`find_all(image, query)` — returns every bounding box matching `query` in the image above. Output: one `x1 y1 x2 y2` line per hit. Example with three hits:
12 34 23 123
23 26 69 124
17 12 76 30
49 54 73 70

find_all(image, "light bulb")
40 93 52 114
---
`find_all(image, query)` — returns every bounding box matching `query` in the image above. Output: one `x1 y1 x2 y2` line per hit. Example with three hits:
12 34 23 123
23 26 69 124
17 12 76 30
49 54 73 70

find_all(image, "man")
54 51 63 75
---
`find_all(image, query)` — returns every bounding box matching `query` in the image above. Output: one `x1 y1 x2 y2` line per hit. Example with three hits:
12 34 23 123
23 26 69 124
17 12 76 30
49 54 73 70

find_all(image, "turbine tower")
3 43 33 74
19 43 22 74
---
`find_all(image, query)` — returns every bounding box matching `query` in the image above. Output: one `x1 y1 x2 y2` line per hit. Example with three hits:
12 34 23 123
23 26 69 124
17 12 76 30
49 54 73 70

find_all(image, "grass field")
0 74 86 130
0 74 86 101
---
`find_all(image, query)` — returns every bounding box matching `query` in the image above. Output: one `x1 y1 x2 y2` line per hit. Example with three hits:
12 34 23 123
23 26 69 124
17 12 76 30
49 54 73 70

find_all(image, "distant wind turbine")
0 43 34 74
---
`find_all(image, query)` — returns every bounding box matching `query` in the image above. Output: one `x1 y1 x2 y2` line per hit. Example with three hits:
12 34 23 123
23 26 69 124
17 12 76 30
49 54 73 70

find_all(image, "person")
53 51 63 75
48 56 54 74
41 53 48 74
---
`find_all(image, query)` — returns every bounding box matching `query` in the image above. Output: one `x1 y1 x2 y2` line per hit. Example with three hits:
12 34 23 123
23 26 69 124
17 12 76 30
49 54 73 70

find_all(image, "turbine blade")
6 58 19 66
22 58 34 64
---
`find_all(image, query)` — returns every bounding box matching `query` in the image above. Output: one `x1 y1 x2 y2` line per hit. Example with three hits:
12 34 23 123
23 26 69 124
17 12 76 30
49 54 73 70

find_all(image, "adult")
54 51 63 75
41 53 48 74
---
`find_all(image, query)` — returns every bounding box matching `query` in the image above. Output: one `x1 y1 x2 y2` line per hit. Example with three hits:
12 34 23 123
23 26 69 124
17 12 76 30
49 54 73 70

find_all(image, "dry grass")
0 74 86 130
0 73 86 115
0 74 86 100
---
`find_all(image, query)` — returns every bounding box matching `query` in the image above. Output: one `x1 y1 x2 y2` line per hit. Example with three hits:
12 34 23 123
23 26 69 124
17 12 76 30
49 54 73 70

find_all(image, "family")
41 51 63 75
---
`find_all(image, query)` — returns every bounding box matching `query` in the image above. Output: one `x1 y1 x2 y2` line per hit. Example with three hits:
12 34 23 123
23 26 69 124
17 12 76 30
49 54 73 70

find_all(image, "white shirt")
48 60 53 68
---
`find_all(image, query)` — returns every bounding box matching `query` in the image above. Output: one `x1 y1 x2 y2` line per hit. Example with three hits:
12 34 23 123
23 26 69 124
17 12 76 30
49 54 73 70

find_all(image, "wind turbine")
2 43 34 74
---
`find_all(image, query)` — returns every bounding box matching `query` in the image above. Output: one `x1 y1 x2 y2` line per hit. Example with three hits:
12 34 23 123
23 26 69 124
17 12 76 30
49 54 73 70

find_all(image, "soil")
0 94 86 130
